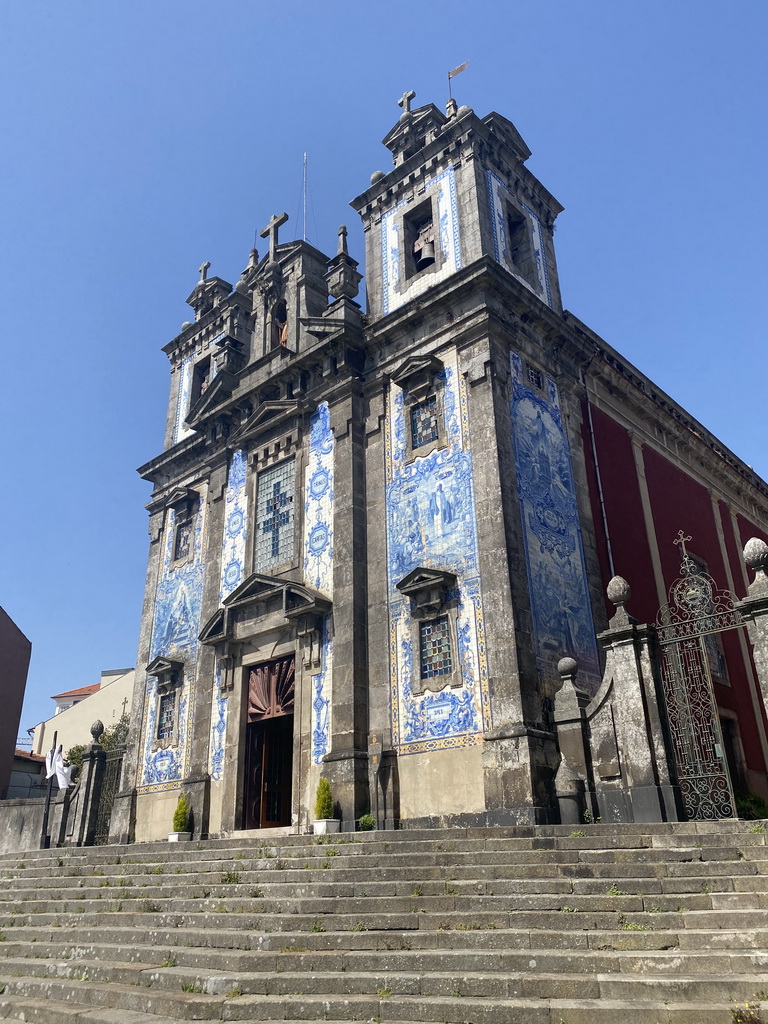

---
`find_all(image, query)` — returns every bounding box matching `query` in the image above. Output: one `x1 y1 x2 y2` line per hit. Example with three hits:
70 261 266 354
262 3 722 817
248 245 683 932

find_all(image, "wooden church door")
243 655 295 829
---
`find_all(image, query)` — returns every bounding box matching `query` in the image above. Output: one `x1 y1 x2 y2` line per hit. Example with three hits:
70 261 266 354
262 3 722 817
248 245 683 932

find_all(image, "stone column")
736 538 768 716
592 577 680 823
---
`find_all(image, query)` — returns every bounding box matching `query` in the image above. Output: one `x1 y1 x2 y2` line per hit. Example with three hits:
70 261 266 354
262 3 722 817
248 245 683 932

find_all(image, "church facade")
111 96 768 843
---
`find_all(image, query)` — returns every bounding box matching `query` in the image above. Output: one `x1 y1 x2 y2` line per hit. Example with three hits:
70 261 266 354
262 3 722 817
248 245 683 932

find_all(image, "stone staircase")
0 822 767 1023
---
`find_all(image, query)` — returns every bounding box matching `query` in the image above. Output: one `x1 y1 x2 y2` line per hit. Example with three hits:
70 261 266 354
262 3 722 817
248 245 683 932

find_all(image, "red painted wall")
582 404 767 780
580 403 657 624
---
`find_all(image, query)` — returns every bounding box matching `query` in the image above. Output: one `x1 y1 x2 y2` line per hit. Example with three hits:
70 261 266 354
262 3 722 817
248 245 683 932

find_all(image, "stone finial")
90 720 105 743
326 225 362 301
554 657 586 717
606 575 635 627
744 537 768 594
370 170 385 186
558 656 578 682
446 97 458 119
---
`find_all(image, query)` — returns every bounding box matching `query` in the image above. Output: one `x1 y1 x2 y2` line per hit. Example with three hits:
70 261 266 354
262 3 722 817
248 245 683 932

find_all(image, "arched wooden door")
243 655 295 829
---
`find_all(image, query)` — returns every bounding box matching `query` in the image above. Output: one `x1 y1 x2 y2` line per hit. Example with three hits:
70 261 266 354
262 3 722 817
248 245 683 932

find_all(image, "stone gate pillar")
737 538 768 715
69 721 106 847
554 577 680 823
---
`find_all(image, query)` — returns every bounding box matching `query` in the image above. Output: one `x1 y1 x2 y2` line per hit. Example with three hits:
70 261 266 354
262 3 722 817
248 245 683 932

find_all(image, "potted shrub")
313 777 339 834
168 793 192 842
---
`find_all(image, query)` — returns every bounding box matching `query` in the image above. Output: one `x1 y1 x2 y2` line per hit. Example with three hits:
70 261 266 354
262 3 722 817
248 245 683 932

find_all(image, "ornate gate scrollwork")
655 532 742 821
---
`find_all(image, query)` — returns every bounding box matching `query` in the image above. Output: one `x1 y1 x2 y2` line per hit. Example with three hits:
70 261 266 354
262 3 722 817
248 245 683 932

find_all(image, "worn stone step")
7 953 768 1002
8 942 768 977
0 995 183 1024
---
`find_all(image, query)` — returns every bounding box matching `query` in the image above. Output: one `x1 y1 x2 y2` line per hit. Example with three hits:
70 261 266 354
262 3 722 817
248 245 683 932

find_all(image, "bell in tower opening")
413 213 435 271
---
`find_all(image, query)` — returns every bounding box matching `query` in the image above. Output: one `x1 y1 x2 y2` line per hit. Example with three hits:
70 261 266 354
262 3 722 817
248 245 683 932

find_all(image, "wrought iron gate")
655 534 744 820
93 745 125 845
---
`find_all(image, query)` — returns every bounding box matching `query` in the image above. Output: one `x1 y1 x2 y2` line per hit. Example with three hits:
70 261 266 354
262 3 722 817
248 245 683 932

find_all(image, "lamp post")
39 730 57 850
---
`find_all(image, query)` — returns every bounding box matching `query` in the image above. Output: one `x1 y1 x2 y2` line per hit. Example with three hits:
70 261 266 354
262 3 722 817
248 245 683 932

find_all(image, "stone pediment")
390 353 444 392
145 656 184 690
199 572 331 646
396 567 457 615
146 486 198 516
185 370 238 428
230 400 305 446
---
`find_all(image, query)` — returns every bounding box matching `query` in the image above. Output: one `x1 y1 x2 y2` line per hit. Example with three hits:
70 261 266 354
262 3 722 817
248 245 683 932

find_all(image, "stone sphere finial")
90 720 105 742
557 656 578 678
744 537 768 572
607 575 631 608
744 537 768 594
370 170 385 186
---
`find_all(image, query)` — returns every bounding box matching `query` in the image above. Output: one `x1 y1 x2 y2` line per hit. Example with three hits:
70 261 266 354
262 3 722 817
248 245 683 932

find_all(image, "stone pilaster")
109 505 166 844
323 387 369 828
466 337 558 824
736 538 768 719
182 459 228 837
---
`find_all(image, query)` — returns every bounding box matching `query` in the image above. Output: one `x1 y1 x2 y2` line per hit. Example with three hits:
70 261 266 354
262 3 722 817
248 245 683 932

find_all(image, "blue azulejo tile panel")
385 348 491 754
174 357 195 444
381 167 462 316
209 662 227 782
509 352 601 693
220 449 248 603
140 499 207 791
486 170 552 308
310 616 333 765
303 403 334 597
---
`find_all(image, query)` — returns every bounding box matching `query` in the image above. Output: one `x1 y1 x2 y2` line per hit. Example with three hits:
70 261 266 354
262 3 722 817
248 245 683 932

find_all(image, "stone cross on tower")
198 261 211 283
398 89 416 116
260 212 289 264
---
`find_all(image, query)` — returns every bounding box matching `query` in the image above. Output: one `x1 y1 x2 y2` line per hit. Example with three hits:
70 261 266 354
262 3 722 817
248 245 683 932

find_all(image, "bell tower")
351 91 564 321
352 93 603 827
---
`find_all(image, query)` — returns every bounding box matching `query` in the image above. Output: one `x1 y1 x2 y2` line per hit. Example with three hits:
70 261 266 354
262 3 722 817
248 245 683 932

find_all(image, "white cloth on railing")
45 745 73 788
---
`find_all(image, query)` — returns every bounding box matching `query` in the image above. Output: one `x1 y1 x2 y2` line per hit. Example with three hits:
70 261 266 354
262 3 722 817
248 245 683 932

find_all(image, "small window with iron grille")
410 395 440 450
403 388 446 463
526 363 544 392
157 691 177 741
420 616 453 680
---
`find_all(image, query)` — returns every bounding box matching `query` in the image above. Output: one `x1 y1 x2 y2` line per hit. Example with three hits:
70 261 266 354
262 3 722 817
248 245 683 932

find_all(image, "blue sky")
2 1 765 737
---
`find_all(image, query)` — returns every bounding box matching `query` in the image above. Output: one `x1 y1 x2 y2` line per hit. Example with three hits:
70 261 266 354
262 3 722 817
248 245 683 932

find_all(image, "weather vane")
447 60 469 99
